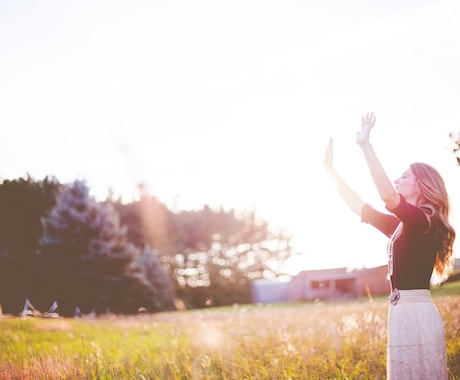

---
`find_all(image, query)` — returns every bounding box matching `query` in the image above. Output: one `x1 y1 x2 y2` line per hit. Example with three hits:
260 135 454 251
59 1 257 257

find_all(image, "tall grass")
1 286 459 379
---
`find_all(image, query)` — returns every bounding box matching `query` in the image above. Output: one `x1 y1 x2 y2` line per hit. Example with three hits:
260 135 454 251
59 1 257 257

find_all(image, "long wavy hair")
411 162 456 280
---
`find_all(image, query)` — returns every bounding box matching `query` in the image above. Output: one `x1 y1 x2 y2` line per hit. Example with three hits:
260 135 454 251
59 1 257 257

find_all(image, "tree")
39 180 175 315
0 176 60 313
165 206 294 308
449 131 460 165
112 185 178 256
138 246 176 311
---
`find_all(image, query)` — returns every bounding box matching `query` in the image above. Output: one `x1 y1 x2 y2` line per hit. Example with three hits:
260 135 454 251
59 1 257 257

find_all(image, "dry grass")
0 292 459 379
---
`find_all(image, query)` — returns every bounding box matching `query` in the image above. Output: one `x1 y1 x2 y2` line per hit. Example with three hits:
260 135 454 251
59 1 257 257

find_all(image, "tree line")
2 131 458 316
0 176 294 316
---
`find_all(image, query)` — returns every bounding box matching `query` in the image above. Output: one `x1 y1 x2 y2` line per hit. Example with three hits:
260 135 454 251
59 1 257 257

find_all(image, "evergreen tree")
39 180 175 315
0 176 59 313
138 247 176 311
112 185 179 255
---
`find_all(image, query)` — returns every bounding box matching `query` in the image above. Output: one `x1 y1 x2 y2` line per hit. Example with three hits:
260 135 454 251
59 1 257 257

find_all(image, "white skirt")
387 289 447 380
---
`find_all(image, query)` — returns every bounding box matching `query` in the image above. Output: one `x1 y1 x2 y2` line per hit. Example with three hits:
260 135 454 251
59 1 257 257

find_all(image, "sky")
1 0 460 273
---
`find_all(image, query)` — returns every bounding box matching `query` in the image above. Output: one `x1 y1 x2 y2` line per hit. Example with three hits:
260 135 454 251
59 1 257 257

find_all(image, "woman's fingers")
324 137 333 169
362 112 376 128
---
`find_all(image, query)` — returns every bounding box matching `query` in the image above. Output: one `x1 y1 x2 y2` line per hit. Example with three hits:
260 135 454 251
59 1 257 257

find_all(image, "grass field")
1 282 460 379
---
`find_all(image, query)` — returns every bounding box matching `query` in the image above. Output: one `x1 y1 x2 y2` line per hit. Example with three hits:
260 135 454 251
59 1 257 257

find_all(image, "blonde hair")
411 162 456 280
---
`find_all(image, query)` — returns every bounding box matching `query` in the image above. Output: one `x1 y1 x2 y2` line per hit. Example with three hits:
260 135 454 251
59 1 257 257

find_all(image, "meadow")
1 283 459 380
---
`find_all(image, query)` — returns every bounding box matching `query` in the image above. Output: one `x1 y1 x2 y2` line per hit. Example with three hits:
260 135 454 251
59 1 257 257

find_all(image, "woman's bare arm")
357 113 400 209
324 138 365 216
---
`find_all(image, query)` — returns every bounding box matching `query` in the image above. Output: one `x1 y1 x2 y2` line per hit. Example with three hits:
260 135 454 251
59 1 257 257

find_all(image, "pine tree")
0 175 59 313
138 247 176 311
39 180 175 315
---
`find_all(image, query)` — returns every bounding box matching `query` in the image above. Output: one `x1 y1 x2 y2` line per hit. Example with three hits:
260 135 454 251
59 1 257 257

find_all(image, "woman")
324 112 455 379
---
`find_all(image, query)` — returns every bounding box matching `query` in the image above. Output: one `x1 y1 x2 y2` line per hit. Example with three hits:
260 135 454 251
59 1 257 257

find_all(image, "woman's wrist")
359 141 373 151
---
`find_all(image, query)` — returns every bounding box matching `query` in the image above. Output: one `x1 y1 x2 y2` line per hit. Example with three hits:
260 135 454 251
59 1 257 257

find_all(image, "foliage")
114 188 295 309
1 293 459 379
449 131 460 165
0 175 60 312
0 176 295 313
111 185 178 255
38 180 175 315
165 207 293 308
138 246 177 311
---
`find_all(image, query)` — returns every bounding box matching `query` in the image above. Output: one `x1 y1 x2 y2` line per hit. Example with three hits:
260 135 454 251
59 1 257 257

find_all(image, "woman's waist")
389 288 431 305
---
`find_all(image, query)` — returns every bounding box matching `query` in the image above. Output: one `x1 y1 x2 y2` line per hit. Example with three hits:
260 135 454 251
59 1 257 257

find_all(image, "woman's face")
394 168 418 204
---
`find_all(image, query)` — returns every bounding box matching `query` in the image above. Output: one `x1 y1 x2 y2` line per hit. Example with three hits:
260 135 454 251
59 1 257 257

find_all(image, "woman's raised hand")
324 137 334 171
356 112 376 146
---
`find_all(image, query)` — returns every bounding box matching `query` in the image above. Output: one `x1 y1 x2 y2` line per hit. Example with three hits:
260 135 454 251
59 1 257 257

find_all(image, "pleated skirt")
387 289 447 380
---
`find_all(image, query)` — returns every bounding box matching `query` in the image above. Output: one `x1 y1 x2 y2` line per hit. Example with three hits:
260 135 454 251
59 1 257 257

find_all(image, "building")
251 278 291 304
252 265 390 304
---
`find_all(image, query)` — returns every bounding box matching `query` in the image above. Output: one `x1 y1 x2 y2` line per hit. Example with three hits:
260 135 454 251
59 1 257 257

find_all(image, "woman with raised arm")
324 113 455 379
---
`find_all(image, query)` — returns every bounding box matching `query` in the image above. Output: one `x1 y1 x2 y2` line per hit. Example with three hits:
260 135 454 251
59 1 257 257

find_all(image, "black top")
361 194 439 290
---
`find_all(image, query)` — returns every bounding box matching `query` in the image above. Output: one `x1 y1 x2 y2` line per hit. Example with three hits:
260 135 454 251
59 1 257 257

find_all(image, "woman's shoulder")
389 195 430 232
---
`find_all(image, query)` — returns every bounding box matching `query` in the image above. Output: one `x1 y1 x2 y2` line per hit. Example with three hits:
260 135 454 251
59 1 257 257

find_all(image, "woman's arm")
357 113 400 210
324 137 365 216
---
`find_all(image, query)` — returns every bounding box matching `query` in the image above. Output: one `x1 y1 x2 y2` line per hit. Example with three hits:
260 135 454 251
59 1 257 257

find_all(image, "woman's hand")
356 112 376 147
324 137 334 171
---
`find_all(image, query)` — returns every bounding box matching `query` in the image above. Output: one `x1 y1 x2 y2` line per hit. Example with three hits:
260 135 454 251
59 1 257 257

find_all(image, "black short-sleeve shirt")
361 194 438 290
